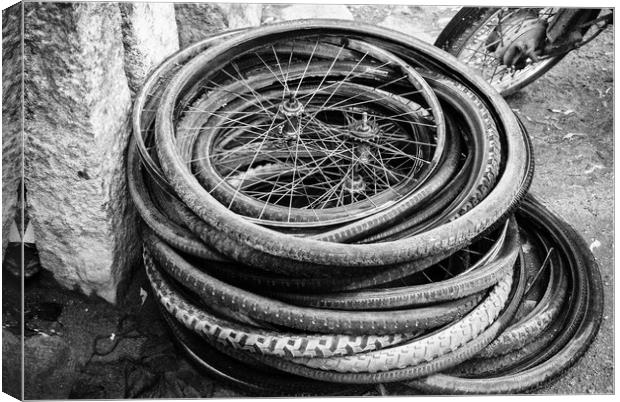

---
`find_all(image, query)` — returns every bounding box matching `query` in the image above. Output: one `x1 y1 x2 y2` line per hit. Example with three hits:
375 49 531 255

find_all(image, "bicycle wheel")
154 20 530 272
168 33 447 228
435 8 600 96
405 194 604 394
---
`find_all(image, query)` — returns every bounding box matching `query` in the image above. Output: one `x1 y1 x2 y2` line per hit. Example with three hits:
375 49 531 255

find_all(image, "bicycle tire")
405 194 603 394
266 218 518 310
161 306 368 396
144 227 483 335
153 19 529 272
145 251 422 359
196 254 525 384
475 229 567 358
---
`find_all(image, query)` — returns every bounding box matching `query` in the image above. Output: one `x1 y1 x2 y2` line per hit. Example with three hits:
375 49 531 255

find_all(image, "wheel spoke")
171 31 445 225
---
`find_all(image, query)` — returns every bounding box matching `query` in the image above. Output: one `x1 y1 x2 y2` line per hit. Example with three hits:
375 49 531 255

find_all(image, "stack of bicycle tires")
127 20 603 395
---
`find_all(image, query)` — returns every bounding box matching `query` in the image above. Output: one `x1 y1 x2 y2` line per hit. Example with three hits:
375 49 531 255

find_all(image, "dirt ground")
502 26 614 395
3 5 614 398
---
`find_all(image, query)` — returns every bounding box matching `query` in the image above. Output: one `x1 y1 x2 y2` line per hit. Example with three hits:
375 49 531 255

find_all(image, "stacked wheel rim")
128 19 602 395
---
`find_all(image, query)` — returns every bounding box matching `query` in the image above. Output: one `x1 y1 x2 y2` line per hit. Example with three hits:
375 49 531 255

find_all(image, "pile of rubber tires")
127 20 603 395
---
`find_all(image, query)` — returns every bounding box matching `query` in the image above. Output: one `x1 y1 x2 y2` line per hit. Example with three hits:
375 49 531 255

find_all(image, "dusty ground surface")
3 5 613 398
507 24 614 394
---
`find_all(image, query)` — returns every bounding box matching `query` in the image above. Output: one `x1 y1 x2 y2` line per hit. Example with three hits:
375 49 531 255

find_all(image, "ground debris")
548 108 575 115
563 132 586 140
583 164 605 175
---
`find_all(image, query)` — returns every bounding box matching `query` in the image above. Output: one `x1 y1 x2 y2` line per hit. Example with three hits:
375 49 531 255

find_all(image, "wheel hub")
355 145 372 164
344 175 366 195
348 112 380 142
279 95 304 141
280 95 304 117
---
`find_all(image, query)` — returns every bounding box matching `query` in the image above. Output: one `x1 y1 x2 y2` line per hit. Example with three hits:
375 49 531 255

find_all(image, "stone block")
23 3 140 303
219 3 262 29
2 4 23 260
119 3 180 94
174 3 263 48
174 3 226 48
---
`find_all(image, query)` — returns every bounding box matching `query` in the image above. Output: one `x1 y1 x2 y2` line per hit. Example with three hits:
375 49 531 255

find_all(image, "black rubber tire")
144 226 485 336
127 135 228 262
405 194 604 394
474 229 567 358
161 306 368 396
266 218 519 310
316 72 502 243
132 29 247 193
146 251 420 359
146 241 524 378
153 19 530 272
193 255 525 384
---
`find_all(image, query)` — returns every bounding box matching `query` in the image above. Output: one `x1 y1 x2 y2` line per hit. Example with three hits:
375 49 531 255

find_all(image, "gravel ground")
507 26 614 395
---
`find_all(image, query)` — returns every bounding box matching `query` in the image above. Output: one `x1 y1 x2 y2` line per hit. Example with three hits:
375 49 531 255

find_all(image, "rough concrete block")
280 4 354 21
174 3 262 48
23 3 140 303
174 3 227 48
119 3 180 94
2 4 23 260
219 3 262 29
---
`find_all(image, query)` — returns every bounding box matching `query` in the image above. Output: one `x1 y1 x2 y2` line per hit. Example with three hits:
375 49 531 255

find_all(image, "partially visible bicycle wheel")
435 8 602 96
153 20 531 272
171 32 448 228
404 195 604 394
